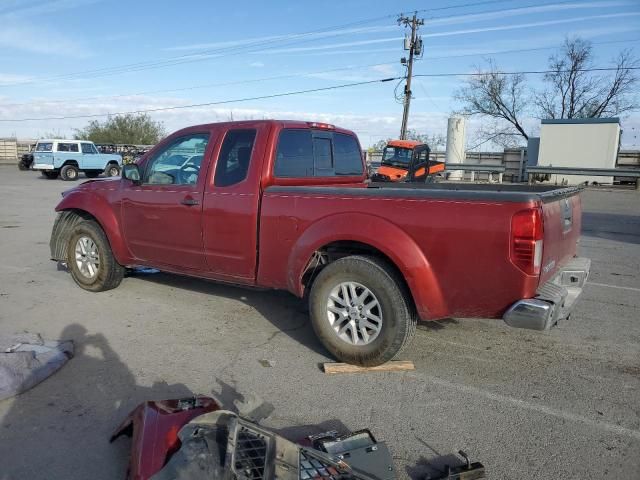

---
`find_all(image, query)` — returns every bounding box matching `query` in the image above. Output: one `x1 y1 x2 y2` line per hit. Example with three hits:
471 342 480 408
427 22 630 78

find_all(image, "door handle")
180 197 200 206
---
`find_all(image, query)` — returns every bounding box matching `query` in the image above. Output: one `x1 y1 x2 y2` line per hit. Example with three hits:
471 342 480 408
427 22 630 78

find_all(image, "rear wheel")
60 164 79 181
309 255 417 366
67 220 125 292
41 171 58 179
106 164 120 177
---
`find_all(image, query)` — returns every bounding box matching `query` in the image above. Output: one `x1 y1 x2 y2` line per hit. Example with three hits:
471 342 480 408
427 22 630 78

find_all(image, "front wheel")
67 220 125 292
106 164 121 177
309 255 417 366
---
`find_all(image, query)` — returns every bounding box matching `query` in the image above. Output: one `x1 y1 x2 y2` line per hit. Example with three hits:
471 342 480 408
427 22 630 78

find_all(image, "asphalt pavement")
0 166 638 479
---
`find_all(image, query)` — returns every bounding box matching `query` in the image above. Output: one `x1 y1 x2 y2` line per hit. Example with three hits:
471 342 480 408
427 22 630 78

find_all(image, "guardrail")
445 163 506 183
526 166 640 177
526 166 640 190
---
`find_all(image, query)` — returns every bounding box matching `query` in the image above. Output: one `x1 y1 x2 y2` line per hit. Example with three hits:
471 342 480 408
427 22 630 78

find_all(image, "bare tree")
455 60 530 141
535 38 638 119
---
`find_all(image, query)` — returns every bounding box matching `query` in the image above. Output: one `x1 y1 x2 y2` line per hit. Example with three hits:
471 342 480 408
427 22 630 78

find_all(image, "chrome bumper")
32 163 55 170
503 257 591 331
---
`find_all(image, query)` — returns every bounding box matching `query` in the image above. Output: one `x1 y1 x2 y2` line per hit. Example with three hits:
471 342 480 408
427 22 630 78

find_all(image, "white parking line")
420 375 640 441
588 282 640 293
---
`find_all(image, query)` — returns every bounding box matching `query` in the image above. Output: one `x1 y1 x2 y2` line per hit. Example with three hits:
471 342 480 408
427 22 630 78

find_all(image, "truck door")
120 133 212 270
80 142 103 169
201 124 269 282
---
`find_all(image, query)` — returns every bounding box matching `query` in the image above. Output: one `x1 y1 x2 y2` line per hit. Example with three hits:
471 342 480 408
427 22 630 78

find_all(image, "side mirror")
122 164 141 184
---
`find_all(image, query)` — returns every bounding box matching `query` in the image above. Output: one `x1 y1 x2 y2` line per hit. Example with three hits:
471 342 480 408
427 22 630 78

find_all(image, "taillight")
510 208 544 275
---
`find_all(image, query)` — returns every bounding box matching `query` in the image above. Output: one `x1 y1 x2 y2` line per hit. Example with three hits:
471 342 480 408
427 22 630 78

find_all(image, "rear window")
35 142 53 152
274 129 362 178
333 133 363 175
274 130 313 177
57 142 79 152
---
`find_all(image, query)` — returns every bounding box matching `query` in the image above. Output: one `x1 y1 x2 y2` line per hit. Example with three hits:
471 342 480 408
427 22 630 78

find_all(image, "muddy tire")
67 220 125 292
60 164 79 181
309 255 417 366
41 171 58 179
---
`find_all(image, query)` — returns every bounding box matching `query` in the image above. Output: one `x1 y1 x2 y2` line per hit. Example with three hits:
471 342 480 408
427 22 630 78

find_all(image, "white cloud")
0 0 99 18
249 61 265 68
0 23 89 57
428 1 632 27
0 73 34 85
423 12 640 39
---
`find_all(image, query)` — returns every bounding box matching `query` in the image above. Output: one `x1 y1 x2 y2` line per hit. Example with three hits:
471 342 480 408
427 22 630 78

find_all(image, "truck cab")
374 139 444 182
32 139 122 181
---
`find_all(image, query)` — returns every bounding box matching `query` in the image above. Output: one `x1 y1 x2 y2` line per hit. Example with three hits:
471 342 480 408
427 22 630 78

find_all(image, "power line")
0 0 521 87
2 66 638 123
413 66 640 78
6 35 636 110
0 60 400 108
0 77 399 122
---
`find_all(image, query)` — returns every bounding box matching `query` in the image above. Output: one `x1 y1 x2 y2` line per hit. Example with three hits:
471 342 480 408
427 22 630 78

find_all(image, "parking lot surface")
0 166 639 479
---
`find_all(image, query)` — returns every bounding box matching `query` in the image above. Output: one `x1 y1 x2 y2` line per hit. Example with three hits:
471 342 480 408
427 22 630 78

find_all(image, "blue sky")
0 0 639 147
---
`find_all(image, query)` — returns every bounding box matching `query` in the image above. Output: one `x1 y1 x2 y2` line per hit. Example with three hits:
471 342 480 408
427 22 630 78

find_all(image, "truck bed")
260 182 582 320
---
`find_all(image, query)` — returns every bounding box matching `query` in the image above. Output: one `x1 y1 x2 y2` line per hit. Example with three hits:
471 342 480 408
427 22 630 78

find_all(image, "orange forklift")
371 139 445 182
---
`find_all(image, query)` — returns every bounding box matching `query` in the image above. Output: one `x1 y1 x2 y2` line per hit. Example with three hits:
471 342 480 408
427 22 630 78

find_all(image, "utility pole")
398 12 424 140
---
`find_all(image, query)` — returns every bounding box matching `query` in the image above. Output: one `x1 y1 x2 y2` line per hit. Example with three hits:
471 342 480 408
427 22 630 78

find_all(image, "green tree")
74 113 166 144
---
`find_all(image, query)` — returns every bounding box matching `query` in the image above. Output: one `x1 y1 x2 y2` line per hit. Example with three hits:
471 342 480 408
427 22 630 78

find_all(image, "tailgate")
538 189 582 285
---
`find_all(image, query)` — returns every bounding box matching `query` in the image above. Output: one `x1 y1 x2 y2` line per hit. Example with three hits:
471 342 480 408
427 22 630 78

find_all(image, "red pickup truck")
50 120 590 366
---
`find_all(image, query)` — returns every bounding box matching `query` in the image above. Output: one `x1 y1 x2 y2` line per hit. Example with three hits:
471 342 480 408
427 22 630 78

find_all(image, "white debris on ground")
0 333 74 401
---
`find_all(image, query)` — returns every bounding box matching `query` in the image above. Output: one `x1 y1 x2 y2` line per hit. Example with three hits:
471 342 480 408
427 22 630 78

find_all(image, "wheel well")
106 161 119 166
301 240 416 311
62 160 79 168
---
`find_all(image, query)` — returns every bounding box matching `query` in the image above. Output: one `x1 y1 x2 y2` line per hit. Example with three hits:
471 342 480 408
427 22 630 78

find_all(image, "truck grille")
234 426 268 479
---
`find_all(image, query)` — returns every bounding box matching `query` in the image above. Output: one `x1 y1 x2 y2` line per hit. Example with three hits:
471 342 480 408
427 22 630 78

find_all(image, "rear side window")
274 129 362 177
35 142 53 152
334 133 363 175
274 130 313 177
214 129 257 187
57 143 79 152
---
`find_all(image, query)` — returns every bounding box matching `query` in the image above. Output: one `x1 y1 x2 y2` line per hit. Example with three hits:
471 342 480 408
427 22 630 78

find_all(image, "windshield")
35 142 53 152
381 146 412 168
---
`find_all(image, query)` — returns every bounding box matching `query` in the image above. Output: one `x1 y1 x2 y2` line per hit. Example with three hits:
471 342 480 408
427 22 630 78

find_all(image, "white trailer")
536 118 621 185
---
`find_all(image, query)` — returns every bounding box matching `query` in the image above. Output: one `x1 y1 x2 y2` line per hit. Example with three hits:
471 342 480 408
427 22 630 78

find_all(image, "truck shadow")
0 323 194 480
133 271 331 358
581 212 640 245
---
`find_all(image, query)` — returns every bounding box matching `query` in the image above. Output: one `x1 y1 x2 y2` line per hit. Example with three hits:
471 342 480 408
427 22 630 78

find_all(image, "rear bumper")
32 163 55 170
503 257 591 330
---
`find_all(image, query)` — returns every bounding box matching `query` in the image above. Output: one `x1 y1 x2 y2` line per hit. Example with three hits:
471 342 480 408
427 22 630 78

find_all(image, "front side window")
35 142 53 152
214 129 257 187
57 142 79 153
81 143 97 154
144 134 209 185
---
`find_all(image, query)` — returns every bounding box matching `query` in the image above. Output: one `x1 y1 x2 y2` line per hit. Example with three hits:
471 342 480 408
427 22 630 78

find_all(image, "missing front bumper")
504 257 591 331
